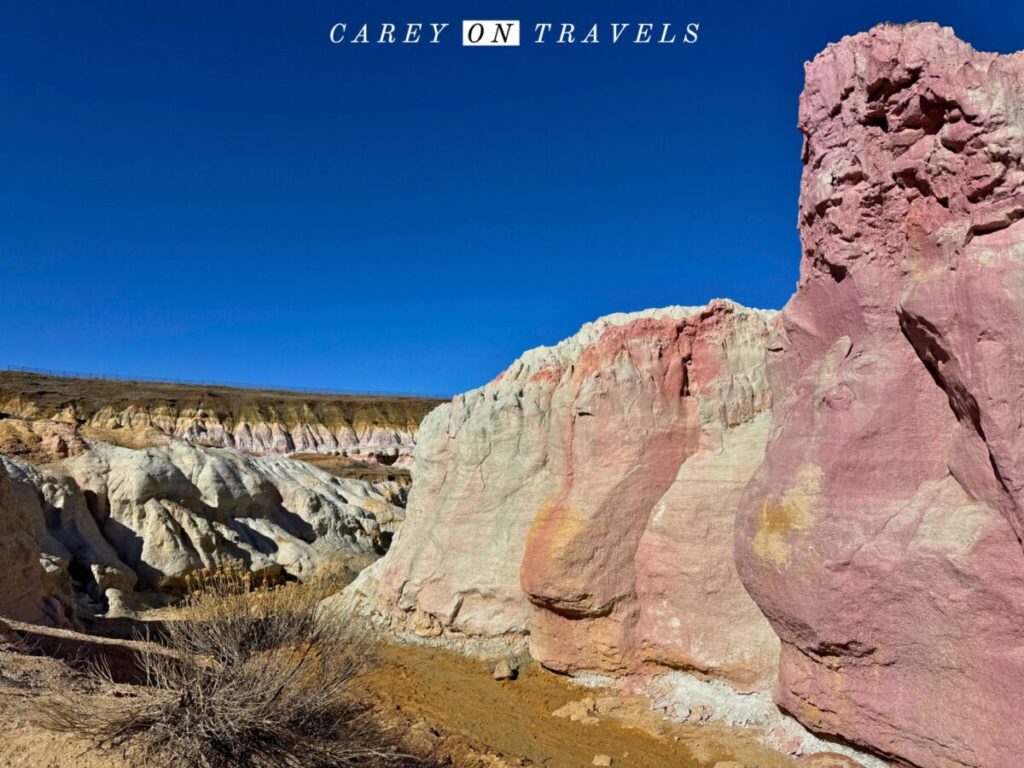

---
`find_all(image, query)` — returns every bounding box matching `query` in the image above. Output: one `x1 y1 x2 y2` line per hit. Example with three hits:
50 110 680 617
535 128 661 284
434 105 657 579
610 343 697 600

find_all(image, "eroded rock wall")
3 441 404 614
735 23 1024 768
0 463 73 625
354 301 780 691
0 418 89 465
0 371 439 466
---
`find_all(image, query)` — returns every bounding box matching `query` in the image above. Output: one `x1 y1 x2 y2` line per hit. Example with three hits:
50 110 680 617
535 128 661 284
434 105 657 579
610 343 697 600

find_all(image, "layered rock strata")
0 417 89 465
352 301 781 691
0 371 440 467
735 23 1024 768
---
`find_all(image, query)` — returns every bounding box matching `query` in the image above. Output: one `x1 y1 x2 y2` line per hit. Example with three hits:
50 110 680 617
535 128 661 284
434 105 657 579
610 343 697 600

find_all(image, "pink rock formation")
735 23 1024 768
357 301 780 691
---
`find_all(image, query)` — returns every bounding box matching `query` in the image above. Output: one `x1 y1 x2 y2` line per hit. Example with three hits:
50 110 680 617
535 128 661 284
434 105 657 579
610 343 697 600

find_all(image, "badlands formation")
0 374 430 624
0 437 404 625
0 462 61 625
0 369 439 467
353 300 780 693
2 20 1022 768
347 22 1024 768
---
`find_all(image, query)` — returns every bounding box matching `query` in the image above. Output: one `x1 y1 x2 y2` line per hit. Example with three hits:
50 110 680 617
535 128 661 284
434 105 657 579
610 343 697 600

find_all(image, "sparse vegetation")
33 567 425 768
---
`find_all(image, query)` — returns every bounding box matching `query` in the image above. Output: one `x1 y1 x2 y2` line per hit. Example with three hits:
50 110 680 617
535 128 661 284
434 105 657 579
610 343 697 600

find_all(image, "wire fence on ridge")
1 365 452 401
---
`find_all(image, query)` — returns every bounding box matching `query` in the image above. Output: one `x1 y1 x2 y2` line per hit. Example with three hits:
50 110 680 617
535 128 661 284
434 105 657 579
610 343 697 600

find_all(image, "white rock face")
3 441 404 605
129 413 419 467
347 301 781 691
3 458 134 592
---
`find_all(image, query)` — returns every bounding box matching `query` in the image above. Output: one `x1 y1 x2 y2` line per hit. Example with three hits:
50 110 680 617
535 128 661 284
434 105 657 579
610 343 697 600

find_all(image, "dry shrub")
34 566 423 768
304 553 377 598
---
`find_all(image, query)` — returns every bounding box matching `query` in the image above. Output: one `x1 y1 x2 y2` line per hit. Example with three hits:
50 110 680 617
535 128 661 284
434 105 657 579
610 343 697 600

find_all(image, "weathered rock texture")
2 441 403 615
0 417 89 465
0 371 441 467
0 463 73 624
734 23 1024 768
355 301 780 691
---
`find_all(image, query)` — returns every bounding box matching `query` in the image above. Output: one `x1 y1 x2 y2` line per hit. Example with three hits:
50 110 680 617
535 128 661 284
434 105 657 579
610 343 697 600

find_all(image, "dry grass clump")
34 566 422 768
304 553 379 598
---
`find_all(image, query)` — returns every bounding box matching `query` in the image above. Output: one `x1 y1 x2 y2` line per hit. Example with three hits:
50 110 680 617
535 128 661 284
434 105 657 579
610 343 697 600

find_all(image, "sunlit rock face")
735 22 1024 768
357 300 780 691
0 371 436 468
0 462 72 626
2 442 403 611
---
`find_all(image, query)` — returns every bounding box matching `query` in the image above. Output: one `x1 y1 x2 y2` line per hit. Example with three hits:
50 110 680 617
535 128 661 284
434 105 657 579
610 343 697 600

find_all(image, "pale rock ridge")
3 441 403 614
3 458 134 594
735 22 1024 768
350 300 781 692
85 407 419 465
0 372 438 467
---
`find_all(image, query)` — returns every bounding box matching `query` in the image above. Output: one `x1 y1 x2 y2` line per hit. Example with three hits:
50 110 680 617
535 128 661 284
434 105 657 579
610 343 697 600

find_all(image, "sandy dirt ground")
0 624 134 768
0 620 801 768
361 644 797 768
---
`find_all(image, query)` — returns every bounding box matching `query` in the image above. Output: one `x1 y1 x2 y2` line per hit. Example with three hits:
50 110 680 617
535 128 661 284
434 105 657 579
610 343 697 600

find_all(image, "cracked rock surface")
352 300 780 692
735 22 1024 768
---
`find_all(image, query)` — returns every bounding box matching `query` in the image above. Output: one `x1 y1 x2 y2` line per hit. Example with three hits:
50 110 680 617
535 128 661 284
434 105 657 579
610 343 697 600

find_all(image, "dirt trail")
364 643 797 768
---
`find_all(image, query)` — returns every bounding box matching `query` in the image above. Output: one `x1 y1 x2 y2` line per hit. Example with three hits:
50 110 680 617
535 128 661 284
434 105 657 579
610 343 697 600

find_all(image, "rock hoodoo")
353 301 781 691
734 23 1024 768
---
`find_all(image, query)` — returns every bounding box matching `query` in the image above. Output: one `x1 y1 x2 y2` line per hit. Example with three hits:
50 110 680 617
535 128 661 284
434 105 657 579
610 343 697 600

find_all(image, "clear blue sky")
3 1 1022 395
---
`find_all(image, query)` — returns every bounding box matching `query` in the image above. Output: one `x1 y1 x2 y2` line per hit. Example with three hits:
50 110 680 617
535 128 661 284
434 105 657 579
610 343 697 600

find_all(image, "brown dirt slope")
364 644 798 768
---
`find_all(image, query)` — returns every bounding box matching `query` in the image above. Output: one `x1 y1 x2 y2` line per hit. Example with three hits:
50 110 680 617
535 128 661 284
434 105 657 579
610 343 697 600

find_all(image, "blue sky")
2 1 1022 395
